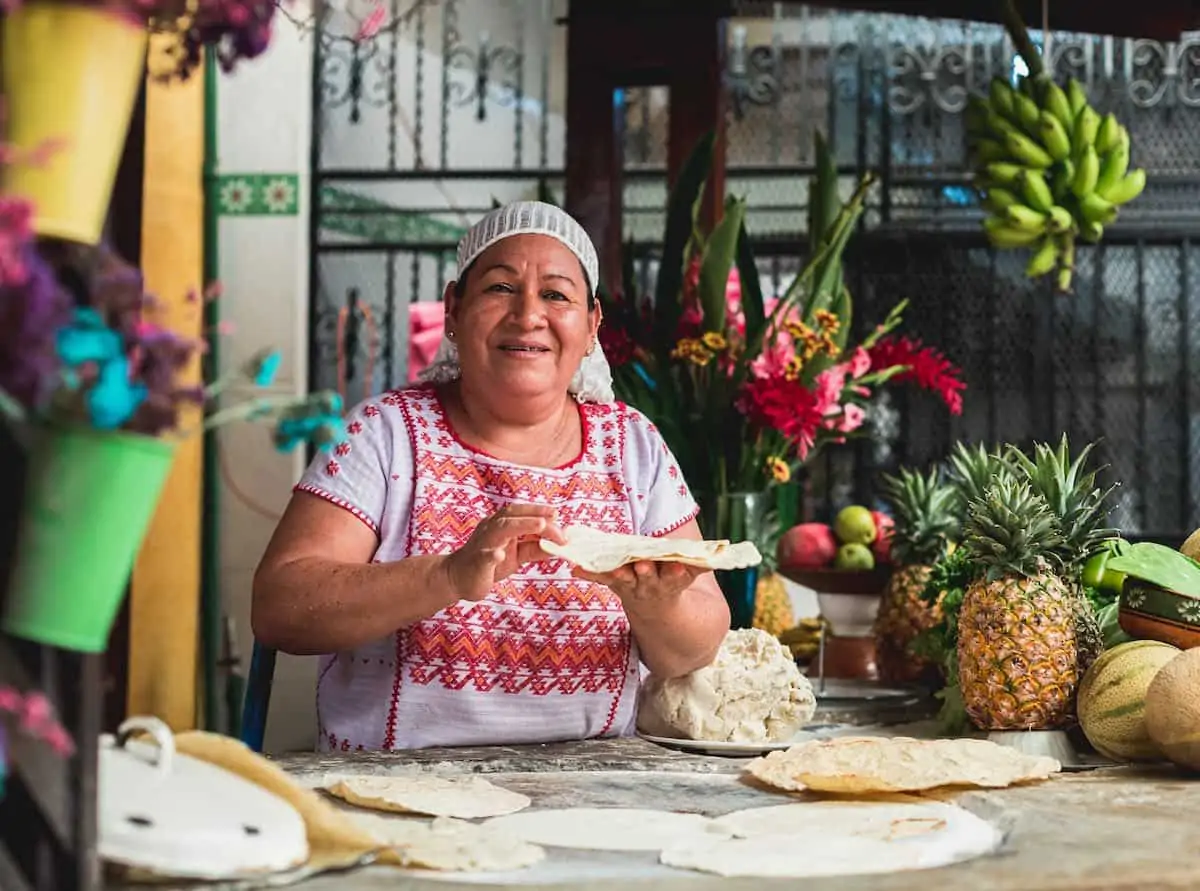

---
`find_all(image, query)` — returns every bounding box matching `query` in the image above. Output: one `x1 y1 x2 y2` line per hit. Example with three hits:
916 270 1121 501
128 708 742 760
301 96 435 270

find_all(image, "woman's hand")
572 560 707 612
443 504 566 601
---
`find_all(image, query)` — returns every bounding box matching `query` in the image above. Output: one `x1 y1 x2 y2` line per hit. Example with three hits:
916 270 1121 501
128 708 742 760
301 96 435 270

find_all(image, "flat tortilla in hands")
539 525 762 573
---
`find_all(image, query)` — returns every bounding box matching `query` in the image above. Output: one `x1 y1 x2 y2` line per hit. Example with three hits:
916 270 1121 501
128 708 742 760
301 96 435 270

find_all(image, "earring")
586 338 596 356
447 330 456 340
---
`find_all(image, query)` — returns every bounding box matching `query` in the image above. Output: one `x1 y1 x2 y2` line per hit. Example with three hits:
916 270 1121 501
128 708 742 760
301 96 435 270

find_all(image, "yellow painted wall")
126 37 205 729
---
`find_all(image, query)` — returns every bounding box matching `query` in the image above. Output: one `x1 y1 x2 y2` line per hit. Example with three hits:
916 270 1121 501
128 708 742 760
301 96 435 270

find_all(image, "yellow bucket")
1 3 148 245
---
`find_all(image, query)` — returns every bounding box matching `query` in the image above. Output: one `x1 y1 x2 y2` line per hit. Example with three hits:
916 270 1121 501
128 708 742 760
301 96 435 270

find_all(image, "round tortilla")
746 736 1060 794
346 813 545 873
323 774 531 820
663 800 1001 878
482 807 731 852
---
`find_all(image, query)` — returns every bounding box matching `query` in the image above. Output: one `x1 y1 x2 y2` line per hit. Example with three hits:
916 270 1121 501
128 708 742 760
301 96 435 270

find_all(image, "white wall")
214 1 568 752
214 18 315 754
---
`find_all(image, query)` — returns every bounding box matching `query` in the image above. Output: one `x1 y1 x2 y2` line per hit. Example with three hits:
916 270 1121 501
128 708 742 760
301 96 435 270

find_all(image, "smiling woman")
251 201 730 752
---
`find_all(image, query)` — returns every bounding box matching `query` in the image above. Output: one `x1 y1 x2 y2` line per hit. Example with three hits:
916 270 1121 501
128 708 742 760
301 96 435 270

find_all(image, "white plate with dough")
638 726 841 757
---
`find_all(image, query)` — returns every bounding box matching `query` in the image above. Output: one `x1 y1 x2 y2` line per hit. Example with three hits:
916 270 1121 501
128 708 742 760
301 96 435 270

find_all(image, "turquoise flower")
246 349 282 387
56 308 122 377
87 356 147 429
270 390 347 453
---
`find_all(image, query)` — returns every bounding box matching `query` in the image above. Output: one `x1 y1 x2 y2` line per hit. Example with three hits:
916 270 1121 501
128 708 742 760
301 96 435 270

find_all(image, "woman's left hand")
572 560 706 611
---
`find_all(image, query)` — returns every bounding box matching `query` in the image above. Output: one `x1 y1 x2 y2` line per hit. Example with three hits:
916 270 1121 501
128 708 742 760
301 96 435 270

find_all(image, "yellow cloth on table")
172 731 405 869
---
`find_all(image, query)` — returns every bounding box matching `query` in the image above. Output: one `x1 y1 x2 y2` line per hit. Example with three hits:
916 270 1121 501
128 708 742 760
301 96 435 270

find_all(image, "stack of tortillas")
540 525 762 573
745 736 1062 794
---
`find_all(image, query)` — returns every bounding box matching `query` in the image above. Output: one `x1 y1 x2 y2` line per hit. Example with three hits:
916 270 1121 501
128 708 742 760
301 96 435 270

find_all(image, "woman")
253 201 730 751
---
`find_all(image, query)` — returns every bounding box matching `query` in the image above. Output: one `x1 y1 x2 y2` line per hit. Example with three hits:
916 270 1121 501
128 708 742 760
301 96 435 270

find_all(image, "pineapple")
872 467 959 685
956 476 1077 730
1005 435 1118 673
957 437 1118 731
753 571 795 638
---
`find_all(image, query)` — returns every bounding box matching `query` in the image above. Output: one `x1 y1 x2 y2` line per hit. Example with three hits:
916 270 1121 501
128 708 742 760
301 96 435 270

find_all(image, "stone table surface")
268 737 1200 891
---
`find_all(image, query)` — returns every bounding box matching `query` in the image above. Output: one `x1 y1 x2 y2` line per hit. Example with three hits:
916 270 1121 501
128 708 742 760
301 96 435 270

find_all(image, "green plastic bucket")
2 426 177 652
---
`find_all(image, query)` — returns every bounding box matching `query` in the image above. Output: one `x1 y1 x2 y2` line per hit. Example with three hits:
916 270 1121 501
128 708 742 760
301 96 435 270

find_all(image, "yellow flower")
766 456 791 483
814 309 840 333
784 320 810 340
670 337 701 359
701 331 728 351
688 349 713 367
784 356 803 380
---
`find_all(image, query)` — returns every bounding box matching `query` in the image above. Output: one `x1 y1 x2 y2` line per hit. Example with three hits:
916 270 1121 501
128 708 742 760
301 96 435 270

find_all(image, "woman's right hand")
442 504 565 601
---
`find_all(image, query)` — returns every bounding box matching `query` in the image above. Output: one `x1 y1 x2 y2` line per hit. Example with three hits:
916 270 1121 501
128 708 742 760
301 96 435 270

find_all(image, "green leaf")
697 197 745 334
1107 542 1200 596
808 130 841 254
736 217 766 346
653 132 715 348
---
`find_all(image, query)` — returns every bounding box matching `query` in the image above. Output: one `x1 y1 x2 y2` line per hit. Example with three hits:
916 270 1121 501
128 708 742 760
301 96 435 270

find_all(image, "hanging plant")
965 0 1147 292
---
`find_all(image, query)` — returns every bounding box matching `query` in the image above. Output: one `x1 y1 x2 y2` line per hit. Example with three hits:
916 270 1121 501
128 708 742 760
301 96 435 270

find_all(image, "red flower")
738 375 825 460
868 336 966 415
598 323 637 367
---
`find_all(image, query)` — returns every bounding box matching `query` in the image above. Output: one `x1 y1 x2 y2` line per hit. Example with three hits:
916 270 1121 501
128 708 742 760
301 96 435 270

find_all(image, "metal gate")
307 0 1200 540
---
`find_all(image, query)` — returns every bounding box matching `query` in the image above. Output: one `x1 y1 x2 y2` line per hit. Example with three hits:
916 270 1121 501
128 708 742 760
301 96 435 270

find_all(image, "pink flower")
814 366 847 415
844 346 871 378
836 402 866 432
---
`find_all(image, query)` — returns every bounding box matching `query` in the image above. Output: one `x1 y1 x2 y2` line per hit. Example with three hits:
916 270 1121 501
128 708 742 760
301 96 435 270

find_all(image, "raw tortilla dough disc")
663 800 1002 878
323 774 531 819
482 807 732 852
746 735 1061 794
346 813 546 873
539 525 762 573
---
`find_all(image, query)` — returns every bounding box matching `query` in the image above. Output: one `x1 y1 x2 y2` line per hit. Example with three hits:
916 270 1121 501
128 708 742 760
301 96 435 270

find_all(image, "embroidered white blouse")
293 386 699 751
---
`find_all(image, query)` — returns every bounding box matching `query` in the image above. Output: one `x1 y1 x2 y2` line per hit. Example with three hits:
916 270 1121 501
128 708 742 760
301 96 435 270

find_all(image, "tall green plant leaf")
653 132 715 349
697 197 745 334
808 131 840 254
736 218 766 345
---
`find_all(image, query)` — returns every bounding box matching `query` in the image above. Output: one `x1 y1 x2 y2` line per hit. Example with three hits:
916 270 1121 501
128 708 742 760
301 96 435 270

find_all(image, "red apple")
777 523 838 570
871 510 895 564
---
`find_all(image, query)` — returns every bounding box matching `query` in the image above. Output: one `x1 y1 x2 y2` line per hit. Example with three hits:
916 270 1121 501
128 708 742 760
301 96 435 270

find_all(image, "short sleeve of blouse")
619 404 700 537
294 396 403 536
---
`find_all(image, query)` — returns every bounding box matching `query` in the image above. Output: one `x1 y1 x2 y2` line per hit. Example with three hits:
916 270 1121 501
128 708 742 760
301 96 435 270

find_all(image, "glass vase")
697 491 770 630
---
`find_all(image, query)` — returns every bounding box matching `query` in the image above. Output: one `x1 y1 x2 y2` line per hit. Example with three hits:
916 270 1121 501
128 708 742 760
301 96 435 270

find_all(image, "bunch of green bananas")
966 75 1147 292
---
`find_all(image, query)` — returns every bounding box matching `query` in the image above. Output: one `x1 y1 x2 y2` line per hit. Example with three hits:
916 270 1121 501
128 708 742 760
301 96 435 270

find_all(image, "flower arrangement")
0 236 344 450
0 164 343 651
601 131 966 504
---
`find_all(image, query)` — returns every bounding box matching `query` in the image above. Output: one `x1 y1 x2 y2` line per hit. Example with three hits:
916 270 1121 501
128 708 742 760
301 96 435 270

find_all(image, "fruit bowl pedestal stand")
779 567 905 695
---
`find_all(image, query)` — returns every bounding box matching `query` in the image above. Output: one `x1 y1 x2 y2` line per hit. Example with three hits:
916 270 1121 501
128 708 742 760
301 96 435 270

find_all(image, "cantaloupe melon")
1076 640 1180 762
1145 648 1200 771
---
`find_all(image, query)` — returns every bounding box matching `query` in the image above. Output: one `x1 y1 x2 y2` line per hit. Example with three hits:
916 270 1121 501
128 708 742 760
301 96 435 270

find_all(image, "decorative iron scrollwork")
1127 37 1200 108
321 37 392 124
445 27 522 121
888 43 970 115
726 24 779 120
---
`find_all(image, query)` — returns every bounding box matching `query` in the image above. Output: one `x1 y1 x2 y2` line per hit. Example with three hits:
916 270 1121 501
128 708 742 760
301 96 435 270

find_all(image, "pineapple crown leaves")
944 441 1017 520
964 475 1068 581
1004 434 1120 570
879 465 959 566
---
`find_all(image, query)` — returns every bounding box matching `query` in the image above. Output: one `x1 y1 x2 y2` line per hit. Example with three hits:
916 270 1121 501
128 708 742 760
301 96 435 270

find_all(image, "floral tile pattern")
216 174 300 216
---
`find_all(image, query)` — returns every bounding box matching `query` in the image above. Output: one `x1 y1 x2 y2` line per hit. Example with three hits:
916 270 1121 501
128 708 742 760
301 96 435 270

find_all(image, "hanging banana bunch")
966 74 1146 293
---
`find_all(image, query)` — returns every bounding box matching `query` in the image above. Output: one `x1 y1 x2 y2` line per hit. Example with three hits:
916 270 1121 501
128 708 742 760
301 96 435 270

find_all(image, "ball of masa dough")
636 628 817 743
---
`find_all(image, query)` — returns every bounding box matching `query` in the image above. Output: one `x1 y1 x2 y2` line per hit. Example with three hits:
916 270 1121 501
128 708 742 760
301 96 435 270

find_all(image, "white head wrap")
418 200 615 404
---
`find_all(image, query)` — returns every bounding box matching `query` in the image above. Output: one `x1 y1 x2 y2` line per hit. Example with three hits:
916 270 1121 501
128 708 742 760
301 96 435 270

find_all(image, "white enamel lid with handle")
98 716 310 879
